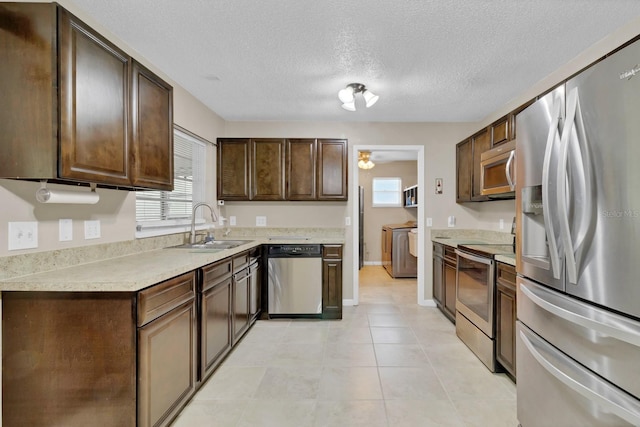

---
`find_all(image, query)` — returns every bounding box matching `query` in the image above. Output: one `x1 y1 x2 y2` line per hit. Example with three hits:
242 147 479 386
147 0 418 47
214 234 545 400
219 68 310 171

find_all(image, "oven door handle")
455 249 493 265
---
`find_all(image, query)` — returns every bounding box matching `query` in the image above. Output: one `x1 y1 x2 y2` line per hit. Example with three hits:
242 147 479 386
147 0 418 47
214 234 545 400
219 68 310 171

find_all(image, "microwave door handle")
542 101 562 279
519 328 640 426
505 150 515 190
558 88 578 284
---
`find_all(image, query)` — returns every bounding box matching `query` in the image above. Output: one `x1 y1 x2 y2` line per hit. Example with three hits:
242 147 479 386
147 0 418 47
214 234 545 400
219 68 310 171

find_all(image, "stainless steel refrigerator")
516 38 640 426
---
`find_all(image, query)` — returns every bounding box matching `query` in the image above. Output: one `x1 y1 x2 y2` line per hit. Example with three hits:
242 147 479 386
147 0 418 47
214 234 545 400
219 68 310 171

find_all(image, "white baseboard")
342 299 356 306
363 261 382 266
419 299 437 307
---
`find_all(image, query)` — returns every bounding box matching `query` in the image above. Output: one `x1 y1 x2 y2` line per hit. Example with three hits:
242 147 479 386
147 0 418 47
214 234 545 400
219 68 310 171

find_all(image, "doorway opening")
351 144 425 306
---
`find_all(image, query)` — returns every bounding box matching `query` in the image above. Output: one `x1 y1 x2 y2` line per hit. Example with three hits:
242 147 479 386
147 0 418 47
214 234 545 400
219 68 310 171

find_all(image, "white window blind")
135 127 207 235
372 177 402 207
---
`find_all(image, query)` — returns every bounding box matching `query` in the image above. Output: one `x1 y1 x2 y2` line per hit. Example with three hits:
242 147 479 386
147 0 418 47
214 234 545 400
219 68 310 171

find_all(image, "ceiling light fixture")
358 151 375 169
338 83 379 111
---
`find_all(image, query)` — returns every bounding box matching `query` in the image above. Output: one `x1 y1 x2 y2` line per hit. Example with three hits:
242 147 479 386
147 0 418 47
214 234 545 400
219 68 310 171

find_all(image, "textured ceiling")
69 0 640 122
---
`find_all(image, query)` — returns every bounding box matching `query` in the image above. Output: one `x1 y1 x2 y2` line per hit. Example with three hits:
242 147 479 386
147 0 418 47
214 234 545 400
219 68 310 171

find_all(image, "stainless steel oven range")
455 244 514 372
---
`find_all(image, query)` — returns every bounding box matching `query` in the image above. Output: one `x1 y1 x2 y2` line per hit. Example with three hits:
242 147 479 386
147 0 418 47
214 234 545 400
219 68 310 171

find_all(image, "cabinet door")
138 299 197 427
58 8 131 186
432 248 444 308
232 269 250 343
381 228 392 273
444 262 457 321
471 128 491 201
251 138 286 200
130 60 173 190
286 138 317 200
496 263 517 377
201 278 232 380
317 139 348 200
322 245 342 319
490 115 510 147
249 262 262 322
217 138 250 200
456 139 472 203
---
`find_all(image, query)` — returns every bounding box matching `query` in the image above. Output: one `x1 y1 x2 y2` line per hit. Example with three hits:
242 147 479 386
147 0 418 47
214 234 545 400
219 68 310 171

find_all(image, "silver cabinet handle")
519 326 640 425
520 281 640 347
542 101 563 279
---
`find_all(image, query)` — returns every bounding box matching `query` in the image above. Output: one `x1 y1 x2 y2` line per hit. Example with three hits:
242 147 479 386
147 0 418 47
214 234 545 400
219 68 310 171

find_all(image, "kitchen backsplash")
0 227 345 280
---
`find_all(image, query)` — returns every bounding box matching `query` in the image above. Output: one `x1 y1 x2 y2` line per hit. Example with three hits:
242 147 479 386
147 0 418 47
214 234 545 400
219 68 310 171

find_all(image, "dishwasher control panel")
267 244 322 256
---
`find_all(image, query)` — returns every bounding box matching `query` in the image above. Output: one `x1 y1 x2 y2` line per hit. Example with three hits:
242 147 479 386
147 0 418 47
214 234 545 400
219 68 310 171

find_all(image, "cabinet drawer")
497 262 516 289
137 271 196 327
322 245 343 259
232 251 249 273
202 259 232 291
444 246 457 264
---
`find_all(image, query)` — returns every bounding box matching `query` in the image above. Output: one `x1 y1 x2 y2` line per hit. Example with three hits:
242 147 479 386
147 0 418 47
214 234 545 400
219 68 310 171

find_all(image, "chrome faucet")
190 202 219 244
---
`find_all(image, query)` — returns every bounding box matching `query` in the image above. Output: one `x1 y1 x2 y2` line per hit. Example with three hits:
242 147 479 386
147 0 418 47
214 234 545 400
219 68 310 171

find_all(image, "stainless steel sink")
168 240 254 251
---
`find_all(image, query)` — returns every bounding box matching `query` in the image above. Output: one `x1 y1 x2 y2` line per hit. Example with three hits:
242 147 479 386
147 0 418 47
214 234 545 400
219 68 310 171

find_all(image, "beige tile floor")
172 266 517 427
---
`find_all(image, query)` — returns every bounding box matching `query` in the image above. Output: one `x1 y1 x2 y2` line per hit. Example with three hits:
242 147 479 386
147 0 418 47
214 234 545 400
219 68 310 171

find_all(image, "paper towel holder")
36 181 100 204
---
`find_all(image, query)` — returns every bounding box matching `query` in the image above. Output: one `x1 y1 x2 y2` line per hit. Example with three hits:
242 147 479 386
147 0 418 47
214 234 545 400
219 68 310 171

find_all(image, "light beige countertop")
431 229 517 267
0 234 344 293
495 254 516 267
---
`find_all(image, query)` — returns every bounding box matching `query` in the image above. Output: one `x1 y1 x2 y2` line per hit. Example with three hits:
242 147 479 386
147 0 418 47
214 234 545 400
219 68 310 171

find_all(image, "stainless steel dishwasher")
267 244 322 317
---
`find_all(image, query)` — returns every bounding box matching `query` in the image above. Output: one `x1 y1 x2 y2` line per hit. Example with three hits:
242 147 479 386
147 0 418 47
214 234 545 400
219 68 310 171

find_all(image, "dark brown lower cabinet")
496 262 517 379
322 244 343 319
2 292 137 427
137 299 197 427
200 259 233 381
232 267 251 343
432 243 457 323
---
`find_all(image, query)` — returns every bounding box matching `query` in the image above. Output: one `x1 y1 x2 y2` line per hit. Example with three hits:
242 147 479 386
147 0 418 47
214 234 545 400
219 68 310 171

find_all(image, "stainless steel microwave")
480 140 515 198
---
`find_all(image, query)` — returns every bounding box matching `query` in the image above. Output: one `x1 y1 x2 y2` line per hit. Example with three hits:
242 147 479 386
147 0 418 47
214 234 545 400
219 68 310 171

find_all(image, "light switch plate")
230 216 237 226
426 217 433 227
447 216 456 228
84 220 101 239
8 221 38 250
59 219 73 241
345 217 351 226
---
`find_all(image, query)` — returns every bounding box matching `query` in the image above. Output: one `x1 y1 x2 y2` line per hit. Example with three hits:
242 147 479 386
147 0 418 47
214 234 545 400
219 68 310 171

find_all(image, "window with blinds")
135 127 207 235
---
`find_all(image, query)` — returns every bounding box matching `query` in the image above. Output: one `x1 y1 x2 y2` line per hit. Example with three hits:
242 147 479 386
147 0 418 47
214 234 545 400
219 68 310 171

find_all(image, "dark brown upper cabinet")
287 139 317 200
456 129 491 203
490 115 510 147
0 3 173 191
456 138 472 203
317 139 348 201
130 60 174 191
217 138 251 200
217 137 348 201
251 138 286 200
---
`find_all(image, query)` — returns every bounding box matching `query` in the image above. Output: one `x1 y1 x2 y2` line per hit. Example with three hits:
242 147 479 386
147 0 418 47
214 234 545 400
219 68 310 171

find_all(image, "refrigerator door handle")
519 327 640 426
558 88 594 284
558 89 579 283
542 101 562 279
505 150 515 190
520 282 640 347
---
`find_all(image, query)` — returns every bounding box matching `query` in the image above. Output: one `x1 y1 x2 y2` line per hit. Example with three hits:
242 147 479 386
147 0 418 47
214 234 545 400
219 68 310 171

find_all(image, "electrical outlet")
84 220 101 240
59 219 73 242
8 221 38 250
230 216 237 226
426 217 433 227
447 216 456 228
256 216 267 227
499 219 505 229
